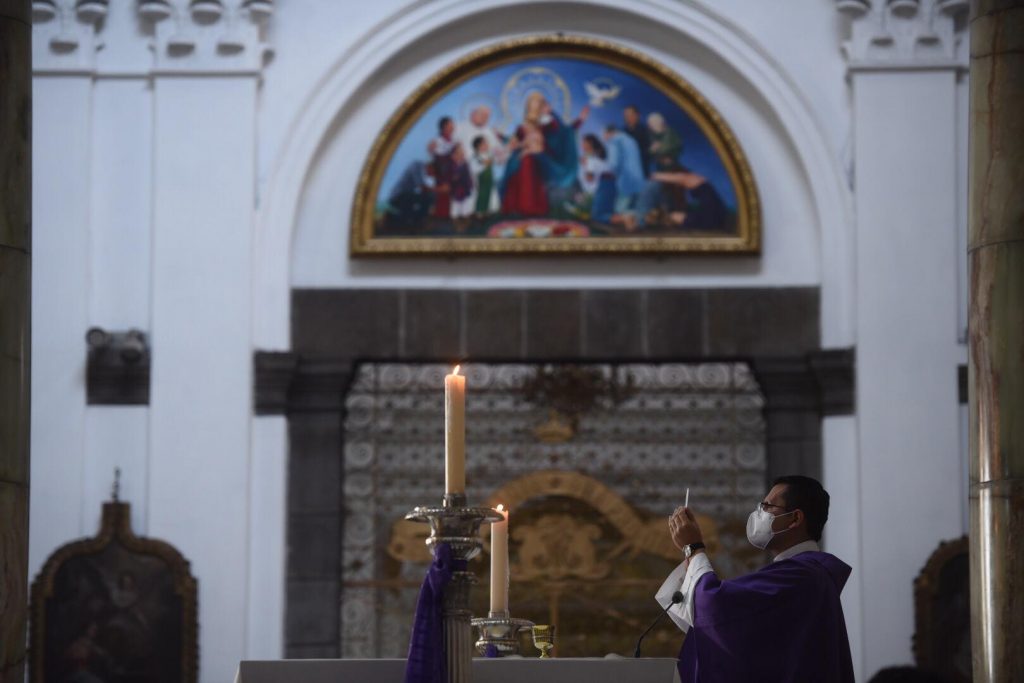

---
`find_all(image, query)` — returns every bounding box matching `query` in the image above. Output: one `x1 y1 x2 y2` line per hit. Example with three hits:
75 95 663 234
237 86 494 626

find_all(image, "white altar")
235 657 681 683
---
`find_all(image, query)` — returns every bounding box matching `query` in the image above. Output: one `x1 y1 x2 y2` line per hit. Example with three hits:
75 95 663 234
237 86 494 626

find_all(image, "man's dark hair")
438 116 453 133
773 475 829 541
605 124 618 133
472 135 486 151
624 104 639 113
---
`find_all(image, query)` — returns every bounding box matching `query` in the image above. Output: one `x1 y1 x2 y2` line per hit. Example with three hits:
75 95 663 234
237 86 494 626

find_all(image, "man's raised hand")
669 506 704 551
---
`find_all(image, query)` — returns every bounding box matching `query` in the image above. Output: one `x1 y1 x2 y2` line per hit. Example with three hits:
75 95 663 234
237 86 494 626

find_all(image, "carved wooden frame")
29 501 199 683
912 534 969 678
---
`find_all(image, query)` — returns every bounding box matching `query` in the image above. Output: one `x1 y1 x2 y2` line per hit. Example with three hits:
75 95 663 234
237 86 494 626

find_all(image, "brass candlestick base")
471 611 535 656
406 495 503 683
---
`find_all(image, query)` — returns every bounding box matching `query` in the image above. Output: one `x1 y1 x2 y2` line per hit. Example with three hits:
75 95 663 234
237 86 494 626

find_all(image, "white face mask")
746 506 796 550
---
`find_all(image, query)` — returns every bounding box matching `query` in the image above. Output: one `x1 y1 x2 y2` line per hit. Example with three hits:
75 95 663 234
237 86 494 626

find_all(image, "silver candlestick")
406 493 503 683
471 611 535 656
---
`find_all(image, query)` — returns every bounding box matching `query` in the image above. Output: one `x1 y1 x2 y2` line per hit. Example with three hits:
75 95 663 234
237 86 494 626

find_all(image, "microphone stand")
634 591 684 658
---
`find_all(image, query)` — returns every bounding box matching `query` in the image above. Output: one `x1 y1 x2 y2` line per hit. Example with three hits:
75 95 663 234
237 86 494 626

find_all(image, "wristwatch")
684 542 706 560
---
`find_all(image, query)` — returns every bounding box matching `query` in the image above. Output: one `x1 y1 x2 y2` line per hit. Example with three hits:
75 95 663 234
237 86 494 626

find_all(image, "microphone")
634 590 684 658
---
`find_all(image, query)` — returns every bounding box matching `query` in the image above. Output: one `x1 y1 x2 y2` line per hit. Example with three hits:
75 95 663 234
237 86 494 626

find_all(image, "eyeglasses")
758 502 790 513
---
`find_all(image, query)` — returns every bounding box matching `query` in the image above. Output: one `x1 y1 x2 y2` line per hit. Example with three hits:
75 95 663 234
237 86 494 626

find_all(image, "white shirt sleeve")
654 553 715 633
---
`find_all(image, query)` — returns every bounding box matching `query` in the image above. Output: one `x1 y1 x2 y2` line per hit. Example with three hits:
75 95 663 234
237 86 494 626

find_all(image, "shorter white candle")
490 504 509 614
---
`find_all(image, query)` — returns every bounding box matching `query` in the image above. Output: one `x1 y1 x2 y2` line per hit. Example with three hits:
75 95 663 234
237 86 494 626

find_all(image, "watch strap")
685 542 706 557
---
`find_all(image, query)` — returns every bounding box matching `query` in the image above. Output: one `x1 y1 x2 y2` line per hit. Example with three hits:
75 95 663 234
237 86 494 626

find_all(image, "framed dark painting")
351 35 761 256
29 501 198 683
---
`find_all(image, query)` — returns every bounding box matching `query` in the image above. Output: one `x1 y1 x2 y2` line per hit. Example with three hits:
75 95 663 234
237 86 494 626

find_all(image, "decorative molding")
837 0 969 71
258 350 855 418
31 0 107 72
144 0 273 75
809 348 856 416
751 349 856 416
253 351 298 414
253 352 354 415
32 0 274 75
86 328 151 405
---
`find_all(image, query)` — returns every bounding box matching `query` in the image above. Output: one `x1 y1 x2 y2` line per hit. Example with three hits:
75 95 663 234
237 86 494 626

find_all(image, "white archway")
253 0 854 351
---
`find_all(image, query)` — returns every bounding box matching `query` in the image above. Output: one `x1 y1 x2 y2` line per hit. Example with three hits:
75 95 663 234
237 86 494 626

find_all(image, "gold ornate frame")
29 501 199 683
351 34 761 256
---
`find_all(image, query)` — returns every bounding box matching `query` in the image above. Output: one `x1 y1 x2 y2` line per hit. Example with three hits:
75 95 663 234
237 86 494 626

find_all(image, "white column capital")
32 0 274 76
143 0 273 76
836 0 968 72
32 0 107 73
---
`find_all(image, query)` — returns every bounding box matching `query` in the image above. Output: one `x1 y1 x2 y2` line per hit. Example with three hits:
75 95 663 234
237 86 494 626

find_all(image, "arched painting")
351 35 760 255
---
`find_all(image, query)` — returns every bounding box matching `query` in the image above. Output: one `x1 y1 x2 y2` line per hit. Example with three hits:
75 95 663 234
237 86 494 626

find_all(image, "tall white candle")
490 504 509 614
444 365 466 495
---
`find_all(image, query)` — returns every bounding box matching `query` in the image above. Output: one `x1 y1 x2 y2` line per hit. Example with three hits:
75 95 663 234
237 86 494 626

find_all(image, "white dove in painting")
584 80 621 107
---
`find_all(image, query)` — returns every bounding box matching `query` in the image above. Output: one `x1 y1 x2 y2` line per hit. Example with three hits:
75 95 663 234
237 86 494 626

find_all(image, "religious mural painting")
351 35 760 255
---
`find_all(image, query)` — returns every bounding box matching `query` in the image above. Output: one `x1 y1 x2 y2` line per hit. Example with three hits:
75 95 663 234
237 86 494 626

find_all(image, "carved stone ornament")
29 501 199 683
836 0 968 69
32 0 274 75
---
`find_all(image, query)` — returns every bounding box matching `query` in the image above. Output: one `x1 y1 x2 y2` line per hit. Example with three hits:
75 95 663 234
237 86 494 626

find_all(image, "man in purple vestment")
656 475 855 683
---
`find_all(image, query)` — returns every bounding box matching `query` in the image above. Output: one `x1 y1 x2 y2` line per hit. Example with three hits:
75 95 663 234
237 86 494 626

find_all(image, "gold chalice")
531 624 555 659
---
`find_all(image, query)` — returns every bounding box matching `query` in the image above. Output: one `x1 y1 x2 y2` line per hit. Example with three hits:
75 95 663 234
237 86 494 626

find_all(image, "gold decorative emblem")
513 514 610 581
531 410 576 443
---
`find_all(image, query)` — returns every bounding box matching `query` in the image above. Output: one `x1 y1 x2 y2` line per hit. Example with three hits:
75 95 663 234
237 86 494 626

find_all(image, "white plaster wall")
27 1 969 681
852 69 968 672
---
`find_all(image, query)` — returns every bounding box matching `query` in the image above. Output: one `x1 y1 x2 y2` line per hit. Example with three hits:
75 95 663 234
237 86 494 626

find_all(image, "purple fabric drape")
404 543 466 683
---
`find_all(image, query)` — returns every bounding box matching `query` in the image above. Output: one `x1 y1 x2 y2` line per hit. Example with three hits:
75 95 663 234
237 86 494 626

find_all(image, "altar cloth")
235 657 680 683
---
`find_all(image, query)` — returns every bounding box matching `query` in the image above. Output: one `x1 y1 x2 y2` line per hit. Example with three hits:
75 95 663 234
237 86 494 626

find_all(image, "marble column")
968 1 1024 681
0 1 31 681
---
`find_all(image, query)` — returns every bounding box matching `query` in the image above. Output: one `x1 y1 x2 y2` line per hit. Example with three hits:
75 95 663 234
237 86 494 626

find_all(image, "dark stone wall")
270 287 851 657
289 287 821 362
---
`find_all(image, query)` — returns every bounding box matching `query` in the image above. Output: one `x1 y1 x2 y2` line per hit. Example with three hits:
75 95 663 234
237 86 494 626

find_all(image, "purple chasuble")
677 551 855 683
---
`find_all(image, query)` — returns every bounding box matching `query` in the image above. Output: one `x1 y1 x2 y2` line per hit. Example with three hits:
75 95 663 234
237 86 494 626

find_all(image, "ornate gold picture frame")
351 35 760 256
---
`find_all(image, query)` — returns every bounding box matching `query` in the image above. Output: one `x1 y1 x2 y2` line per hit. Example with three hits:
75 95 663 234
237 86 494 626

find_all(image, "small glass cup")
531 624 555 659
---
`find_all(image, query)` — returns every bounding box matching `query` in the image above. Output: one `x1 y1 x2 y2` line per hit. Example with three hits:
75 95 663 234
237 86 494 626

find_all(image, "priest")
656 475 855 682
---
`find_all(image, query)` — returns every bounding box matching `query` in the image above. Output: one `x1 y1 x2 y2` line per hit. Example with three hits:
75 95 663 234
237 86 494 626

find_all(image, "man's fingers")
683 507 697 522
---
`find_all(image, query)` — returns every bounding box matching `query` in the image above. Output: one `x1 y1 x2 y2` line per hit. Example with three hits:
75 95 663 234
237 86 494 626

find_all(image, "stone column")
967 1 1024 681
0 1 31 681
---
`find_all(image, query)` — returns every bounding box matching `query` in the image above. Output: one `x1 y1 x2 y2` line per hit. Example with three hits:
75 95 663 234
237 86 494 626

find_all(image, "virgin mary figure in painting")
501 92 550 216
501 92 588 216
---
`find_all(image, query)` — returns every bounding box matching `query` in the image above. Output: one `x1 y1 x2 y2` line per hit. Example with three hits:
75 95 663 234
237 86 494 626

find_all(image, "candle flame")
452 364 461 376
496 503 504 513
